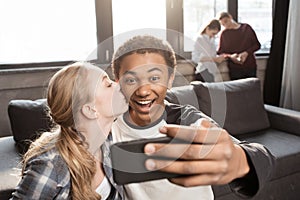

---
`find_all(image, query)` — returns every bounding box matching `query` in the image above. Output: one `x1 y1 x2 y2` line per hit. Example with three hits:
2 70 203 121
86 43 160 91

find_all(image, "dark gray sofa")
165 78 300 200
1 77 300 199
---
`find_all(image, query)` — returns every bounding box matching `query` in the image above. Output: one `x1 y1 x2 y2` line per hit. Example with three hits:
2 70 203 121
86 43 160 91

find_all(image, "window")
238 0 273 54
183 0 227 52
0 0 97 64
112 0 166 51
0 0 273 67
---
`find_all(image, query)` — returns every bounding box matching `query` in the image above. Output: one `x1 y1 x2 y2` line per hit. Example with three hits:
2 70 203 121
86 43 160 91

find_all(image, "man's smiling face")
117 52 173 126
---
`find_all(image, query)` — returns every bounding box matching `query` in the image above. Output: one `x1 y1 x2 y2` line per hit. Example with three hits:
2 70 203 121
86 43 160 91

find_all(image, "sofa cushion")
7 99 52 154
165 85 199 109
237 129 300 180
191 78 270 135
0 136 21 199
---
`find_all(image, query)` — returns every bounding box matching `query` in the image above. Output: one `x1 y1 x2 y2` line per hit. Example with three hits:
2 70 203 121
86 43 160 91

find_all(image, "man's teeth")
137 100 152 105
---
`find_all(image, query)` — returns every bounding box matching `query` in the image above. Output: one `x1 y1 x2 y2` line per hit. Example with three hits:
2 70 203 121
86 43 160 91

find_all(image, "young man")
217 12 261 80
111 35 273 199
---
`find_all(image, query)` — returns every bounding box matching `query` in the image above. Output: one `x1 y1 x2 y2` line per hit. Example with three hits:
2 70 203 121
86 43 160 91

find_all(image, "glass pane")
112 0 166 51
0 0 97 64
183 0 227 52
238 0 273 54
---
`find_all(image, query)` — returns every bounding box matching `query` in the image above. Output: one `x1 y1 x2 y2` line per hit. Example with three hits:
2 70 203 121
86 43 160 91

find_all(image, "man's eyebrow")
148 67 163 73
123 67 163 75
123 70 136 76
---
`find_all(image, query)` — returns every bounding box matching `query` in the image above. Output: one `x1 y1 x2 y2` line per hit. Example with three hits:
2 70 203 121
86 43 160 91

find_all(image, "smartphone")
110 136 190 185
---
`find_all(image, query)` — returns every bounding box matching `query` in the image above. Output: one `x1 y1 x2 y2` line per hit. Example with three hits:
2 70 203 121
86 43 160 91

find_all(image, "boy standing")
217 12 261 80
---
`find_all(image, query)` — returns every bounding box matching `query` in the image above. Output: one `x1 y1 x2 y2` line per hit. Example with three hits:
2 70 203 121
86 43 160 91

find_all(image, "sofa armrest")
265 104 300 136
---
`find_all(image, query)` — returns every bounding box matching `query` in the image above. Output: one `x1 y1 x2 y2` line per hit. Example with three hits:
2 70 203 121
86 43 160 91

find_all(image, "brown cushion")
191 78 270 135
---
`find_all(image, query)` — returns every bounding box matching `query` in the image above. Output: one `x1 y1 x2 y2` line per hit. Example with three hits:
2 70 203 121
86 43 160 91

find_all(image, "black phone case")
110 136 190 185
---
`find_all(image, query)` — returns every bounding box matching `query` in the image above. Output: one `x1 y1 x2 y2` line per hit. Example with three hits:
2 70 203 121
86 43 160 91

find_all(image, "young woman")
192 19 226 82
11 62 128 199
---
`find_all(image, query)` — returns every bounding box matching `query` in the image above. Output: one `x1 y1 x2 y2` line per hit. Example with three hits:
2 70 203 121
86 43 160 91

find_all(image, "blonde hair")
23 62 101 200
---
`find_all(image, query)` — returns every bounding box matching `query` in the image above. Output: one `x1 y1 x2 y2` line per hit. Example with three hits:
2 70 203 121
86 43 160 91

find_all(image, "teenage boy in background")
111 35 273 199
217 12 261 80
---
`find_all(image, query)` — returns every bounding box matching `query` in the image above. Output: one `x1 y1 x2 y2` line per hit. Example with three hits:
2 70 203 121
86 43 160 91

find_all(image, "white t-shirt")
95 176 111 199
192 34 219 75
112 113 214 200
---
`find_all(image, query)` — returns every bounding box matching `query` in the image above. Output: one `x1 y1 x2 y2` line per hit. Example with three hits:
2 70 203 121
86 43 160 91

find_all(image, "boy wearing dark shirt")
217 12 261 80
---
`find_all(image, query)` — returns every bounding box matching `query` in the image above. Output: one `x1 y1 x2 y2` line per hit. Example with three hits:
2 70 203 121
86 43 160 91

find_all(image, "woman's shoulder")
26 147 69 181
30 147 70 188
12 147 71 199
195 34 206 41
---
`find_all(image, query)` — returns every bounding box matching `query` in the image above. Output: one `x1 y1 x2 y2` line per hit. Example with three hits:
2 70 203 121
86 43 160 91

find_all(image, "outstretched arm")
144 120 274 197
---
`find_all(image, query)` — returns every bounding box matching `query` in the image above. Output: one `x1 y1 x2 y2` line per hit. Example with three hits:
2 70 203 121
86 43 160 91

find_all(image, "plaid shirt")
11 139 123 200
11 148 71 199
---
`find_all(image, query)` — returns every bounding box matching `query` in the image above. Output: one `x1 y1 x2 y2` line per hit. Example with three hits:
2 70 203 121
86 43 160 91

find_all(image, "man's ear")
167 73 175 89
81 104 98 119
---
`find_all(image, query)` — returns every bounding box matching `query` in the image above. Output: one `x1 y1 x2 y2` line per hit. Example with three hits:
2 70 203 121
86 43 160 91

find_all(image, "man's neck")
125 109 165 127
230 21 240 29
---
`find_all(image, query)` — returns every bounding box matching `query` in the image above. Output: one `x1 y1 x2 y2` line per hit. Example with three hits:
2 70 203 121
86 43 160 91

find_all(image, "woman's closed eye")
107 81 113 87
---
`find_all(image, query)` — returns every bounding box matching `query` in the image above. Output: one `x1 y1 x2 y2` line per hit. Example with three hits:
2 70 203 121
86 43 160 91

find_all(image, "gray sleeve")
229 141 275 197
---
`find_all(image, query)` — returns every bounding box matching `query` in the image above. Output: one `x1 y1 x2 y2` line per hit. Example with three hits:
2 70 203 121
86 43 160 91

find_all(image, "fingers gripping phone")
110 136 190 185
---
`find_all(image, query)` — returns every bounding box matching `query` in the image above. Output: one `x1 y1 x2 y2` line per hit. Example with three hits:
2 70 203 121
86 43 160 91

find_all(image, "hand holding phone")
110 136 190 185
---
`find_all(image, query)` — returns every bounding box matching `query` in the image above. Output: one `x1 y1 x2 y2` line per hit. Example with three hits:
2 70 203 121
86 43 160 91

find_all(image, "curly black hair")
111 35 177 80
